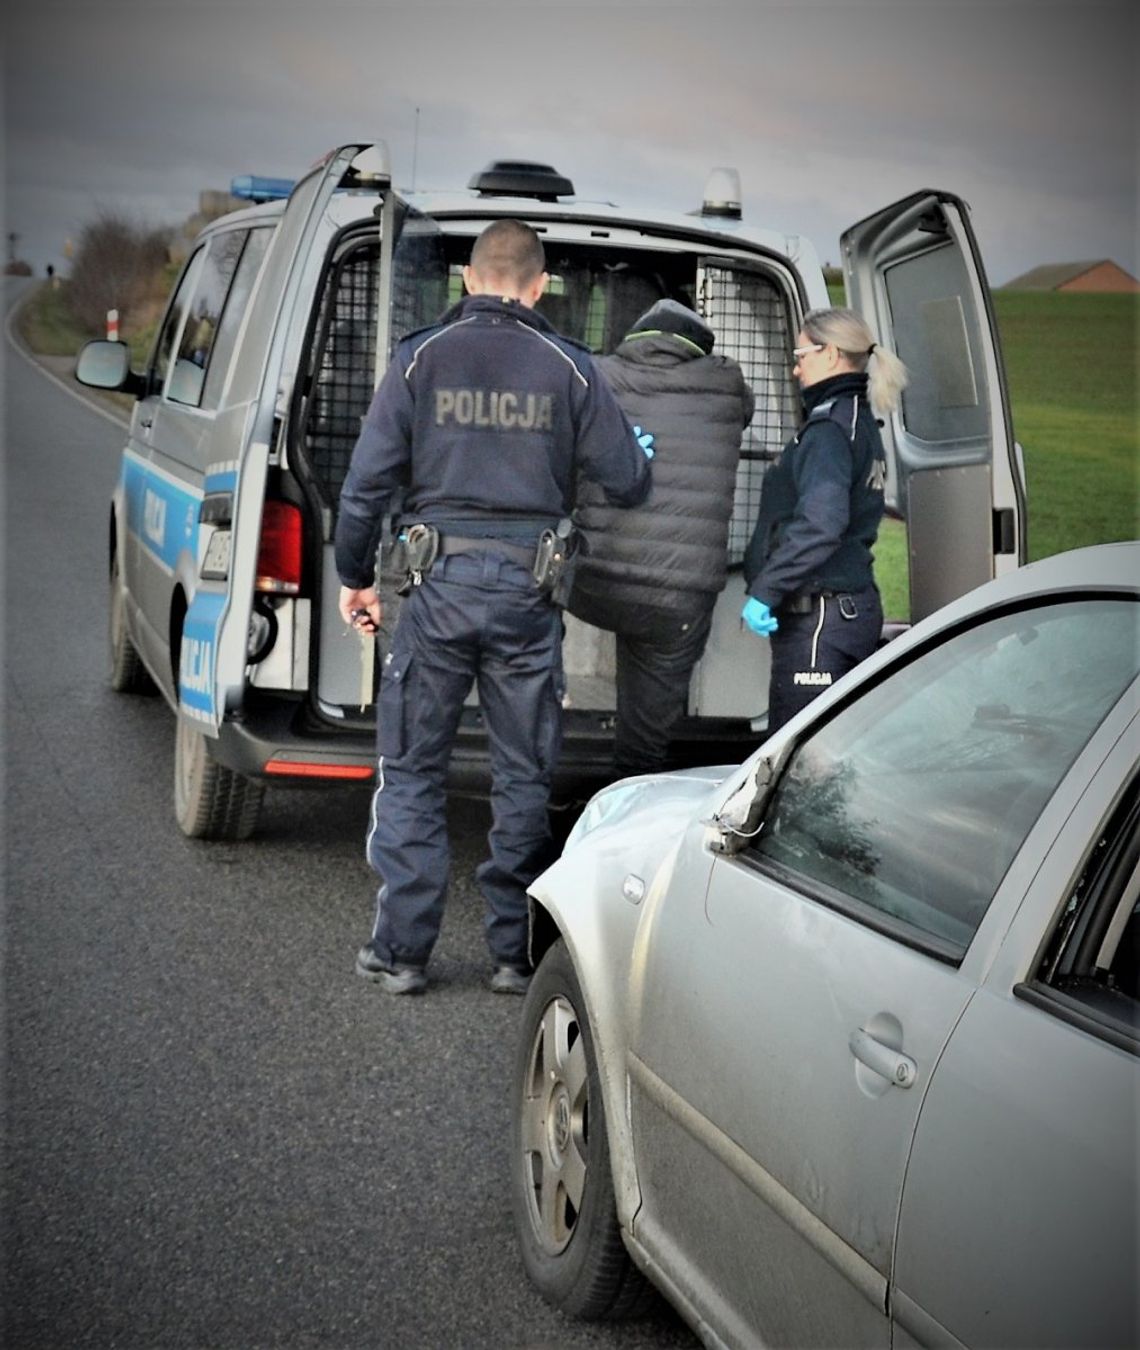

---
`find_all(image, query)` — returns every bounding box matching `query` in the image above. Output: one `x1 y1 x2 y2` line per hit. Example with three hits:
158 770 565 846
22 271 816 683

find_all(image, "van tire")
174 714 265 840
109 550 156 695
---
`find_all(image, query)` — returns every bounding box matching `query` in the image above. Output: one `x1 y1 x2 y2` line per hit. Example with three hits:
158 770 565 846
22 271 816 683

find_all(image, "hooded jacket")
570 332 755 613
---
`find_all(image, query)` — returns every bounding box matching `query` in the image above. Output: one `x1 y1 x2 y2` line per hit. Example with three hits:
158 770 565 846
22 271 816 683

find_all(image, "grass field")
15 280 89 356
16 281 1138 621
874 291 1137 618
16 279 156 367
991 291 1137 560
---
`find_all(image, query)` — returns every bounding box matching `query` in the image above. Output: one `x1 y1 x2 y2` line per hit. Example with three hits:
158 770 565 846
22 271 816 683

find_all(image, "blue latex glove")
633 425 655 459
742 597 779 636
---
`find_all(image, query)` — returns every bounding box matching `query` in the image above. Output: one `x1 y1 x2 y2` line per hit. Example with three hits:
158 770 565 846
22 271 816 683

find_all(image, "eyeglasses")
792 343 824 359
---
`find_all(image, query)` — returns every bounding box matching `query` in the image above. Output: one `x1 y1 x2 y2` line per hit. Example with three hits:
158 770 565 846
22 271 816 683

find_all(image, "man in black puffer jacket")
567 299 754 778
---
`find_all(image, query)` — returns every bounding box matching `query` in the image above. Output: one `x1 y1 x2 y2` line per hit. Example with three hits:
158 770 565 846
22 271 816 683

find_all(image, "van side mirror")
75 340 145 397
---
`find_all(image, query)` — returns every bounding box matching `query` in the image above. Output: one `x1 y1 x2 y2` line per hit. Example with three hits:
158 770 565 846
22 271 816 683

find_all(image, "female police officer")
741 307 907 733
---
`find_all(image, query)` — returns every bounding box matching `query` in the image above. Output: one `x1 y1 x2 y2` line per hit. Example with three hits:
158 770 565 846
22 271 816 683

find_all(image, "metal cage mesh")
697 262 799 562
304 246 801 551
305 243 380 505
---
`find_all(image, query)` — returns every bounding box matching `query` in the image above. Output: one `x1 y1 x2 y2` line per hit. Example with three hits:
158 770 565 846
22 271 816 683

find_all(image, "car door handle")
849 1029 917 1088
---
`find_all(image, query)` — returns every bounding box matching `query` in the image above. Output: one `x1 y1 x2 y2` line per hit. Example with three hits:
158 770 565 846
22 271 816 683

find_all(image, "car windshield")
751 597 1140 960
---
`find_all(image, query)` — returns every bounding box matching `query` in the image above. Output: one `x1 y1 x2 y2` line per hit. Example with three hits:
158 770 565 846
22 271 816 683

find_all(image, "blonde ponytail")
802 307 909 417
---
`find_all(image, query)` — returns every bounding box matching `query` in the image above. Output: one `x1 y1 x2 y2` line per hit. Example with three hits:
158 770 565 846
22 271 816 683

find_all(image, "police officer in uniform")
742 307 908 733
336 219 651 995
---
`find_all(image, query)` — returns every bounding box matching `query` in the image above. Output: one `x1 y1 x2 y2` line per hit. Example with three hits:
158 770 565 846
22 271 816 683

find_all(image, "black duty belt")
782 589 838 615
438 534 537 568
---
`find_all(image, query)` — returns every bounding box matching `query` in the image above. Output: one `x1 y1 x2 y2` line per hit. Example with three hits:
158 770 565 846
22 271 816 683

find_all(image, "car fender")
528 768 730 1228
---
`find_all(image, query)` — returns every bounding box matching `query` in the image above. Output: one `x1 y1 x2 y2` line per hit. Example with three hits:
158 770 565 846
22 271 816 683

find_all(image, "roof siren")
701 167 742 220
468 161 575 201
348 142 393 189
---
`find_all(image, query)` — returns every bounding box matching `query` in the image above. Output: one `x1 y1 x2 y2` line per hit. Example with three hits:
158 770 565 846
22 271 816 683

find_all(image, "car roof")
944 542 1136 613
876 542 1139 673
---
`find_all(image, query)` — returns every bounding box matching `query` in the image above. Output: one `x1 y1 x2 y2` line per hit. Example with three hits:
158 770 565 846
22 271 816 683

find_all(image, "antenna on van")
411 106 421 191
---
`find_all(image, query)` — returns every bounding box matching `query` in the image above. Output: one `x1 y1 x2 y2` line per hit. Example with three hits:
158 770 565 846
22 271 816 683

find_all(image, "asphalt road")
1 279 696 1350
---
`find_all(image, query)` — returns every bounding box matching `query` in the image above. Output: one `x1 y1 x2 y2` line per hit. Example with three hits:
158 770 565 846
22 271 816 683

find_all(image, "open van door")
180 142 389 737
842 191 1026 622
310 202 448 714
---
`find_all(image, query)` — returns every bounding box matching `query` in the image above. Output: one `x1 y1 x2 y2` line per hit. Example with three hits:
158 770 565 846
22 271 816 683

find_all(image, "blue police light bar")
231 175 295 203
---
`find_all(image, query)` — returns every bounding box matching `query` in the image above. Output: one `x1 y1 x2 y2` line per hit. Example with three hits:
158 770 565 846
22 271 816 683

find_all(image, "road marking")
4 285 131 431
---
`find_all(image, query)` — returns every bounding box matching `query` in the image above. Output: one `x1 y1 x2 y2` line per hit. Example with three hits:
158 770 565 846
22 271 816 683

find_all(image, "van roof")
204 183 824 287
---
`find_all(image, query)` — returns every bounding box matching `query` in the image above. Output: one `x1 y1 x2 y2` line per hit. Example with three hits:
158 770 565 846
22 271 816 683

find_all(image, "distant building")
1004 260 1139 293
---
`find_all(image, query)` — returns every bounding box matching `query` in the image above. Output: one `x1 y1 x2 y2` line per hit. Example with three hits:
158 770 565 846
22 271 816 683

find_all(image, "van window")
153 248 205 392
884 242 989 446
168 232 249 408
202 228 272 410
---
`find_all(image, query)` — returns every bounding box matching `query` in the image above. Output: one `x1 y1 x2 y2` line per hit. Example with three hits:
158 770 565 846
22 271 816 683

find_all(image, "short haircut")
469 219 546 289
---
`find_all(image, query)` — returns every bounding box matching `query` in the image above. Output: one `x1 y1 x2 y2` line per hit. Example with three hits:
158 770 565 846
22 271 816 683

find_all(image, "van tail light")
255 501 303 595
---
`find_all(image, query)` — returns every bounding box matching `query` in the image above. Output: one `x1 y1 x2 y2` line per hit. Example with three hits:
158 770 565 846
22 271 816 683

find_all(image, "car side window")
1021 772 1140 1051
201 228 272 411
748 598 1140 962
153 247 205 393
167 232 249 408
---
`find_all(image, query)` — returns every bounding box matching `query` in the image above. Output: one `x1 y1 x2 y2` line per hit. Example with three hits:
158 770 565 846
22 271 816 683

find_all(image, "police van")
75 141 1025 839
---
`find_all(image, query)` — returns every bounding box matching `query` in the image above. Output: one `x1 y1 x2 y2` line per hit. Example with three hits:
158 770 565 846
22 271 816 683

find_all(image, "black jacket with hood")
570 304 754 615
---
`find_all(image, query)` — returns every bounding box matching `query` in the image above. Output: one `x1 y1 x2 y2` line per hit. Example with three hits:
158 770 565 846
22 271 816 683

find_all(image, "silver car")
511 541 1139 1349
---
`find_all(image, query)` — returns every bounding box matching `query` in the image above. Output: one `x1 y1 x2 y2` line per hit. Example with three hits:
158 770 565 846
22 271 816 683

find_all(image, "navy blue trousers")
767 585 882 734
364 552 563 969
567 581 714 778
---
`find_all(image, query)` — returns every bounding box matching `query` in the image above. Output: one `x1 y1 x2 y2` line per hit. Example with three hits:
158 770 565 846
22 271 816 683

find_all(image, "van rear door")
841 191 1025 622
182 143 381 733
310 204 447 714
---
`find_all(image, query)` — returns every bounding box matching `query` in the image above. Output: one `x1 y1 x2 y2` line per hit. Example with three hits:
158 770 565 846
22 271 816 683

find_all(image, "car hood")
563 764 735 853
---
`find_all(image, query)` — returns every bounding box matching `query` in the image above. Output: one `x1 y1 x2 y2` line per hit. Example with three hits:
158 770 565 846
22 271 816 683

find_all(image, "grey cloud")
4 0 1137 283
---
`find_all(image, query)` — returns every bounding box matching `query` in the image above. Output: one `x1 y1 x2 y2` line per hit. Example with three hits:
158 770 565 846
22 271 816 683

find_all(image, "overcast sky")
5 0 1137 286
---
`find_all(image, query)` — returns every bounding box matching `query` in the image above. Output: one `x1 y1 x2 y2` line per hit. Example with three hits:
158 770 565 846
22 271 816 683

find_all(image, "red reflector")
256 501 302 594
264 761 374 780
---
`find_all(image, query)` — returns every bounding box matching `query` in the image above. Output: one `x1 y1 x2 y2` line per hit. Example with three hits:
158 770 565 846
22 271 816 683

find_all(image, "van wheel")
510 939 654 1320
174 714 264 840
109 550 156 694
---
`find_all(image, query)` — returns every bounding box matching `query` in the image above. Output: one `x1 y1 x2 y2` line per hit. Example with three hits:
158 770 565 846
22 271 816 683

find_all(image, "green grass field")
875 291 1137 618
991 291 1138 559
16 280 89 356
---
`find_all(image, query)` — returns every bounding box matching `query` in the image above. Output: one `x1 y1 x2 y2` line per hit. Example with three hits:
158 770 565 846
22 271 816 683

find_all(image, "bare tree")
67 211 172 336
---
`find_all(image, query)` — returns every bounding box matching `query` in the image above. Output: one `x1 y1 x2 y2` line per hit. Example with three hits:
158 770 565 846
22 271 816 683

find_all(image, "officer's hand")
633 425 655 459
339 585 381 634
741 597 779 637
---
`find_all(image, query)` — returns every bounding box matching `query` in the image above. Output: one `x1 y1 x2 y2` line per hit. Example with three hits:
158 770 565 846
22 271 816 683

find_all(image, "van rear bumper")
210 692 761 802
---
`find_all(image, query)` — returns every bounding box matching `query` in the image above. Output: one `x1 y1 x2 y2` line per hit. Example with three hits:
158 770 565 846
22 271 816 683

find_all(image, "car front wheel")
510 938 652 1320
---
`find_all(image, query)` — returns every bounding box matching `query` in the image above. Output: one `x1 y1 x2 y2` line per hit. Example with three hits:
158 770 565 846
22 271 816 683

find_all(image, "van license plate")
201 529 232 579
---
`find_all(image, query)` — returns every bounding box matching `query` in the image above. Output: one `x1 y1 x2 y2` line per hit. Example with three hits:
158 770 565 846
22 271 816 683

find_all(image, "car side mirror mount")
705 749 788 855
75 340 146 398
